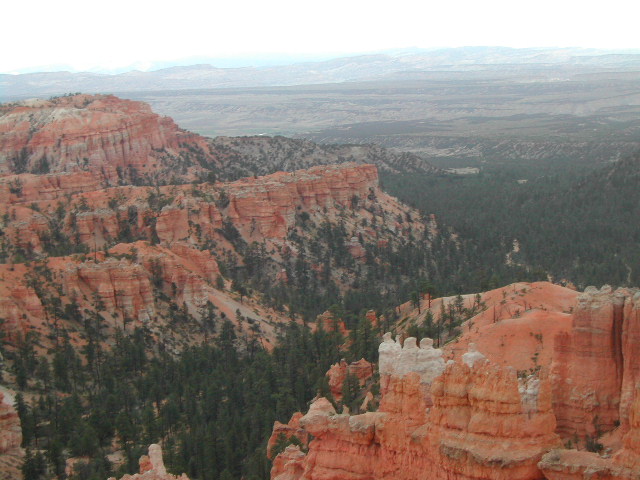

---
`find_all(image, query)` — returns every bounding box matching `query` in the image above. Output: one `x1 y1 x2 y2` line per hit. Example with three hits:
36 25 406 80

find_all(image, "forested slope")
382 151 640 289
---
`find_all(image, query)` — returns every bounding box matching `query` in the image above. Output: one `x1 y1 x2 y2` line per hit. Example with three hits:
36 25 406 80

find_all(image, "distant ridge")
4 47 640 100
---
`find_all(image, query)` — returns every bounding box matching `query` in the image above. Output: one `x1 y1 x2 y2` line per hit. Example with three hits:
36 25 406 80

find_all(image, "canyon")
1 93 639 480
0 95 432 349
0 159 402 349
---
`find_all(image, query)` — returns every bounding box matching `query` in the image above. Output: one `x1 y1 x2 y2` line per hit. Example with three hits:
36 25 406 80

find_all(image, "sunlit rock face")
0 94 212 184
550 286 640 442
269 285 640 480
271 339 560 480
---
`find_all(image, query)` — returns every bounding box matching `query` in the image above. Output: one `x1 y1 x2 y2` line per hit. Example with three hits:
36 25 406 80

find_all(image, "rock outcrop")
550 286 639 442
539 384 640 480
223 163 378 239
326 358 374 401
267 412 309 459
536 287 640 480
108 444 189 480
0 157 421 351
0 94 432 354
379 332 445 405
271 284 640 480
0 95 213 184
271 339 560 480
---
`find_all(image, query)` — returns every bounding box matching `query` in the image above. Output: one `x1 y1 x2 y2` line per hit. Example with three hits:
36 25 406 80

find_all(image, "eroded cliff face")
550 286 640 442
272 338 560 480
539 384 640 480
0 158 424 352
0 162 381 254
0 240 289 351
270 284 640 480
535 287 640 480
0 94 213 185
0 94 433 352
326 358 374 401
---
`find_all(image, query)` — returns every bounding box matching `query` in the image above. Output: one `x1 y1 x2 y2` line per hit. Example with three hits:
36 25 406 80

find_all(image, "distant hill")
4 47 640 100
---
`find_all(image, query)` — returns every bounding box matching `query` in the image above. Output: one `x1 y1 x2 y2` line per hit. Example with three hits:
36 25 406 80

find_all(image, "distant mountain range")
3 46 640 100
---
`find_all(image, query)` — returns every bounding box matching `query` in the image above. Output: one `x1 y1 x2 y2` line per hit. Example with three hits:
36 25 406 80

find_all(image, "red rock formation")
0 171 105 204
550 286 631 441
620 292 640 434
0 94 221 209
108 444 189 480
224 163 378 239
316 312 348 337
326 358 374 401
425 282 578 372
615 384 640 472
0 95 210 178
0 241 276 348
539 353 640 480
539 449 639 480
267 412 309 459
280 285 640 480
0 158 411 353
272 445 307 480
271 341 561 480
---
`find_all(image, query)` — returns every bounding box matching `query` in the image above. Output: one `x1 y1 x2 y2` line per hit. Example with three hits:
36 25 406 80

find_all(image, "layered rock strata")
539 385 640 479
0 162 394 348
550 286 640 441
272 339 560 480
0 95 212 184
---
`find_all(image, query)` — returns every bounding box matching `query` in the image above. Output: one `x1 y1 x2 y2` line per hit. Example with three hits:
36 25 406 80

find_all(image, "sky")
3 0 640 74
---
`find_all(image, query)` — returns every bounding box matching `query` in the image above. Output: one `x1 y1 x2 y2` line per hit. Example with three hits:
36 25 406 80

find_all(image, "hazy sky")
3 0 639 73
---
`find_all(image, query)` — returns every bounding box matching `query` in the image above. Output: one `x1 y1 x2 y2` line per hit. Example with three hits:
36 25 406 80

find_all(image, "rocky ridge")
207 136 440 180
0 159 427 350
0 94 217 186
0 94 438 194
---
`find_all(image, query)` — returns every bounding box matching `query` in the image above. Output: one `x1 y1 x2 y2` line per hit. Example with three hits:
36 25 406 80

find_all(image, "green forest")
381 151 640 289
10 316 385 480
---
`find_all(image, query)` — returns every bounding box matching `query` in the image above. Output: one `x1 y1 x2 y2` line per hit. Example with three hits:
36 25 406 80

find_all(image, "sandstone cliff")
272 339 560 480
0 158 427 352
270 284 640 480
326 358 374 401
0 94 436 353
549 286 640 443
0 94 216 188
